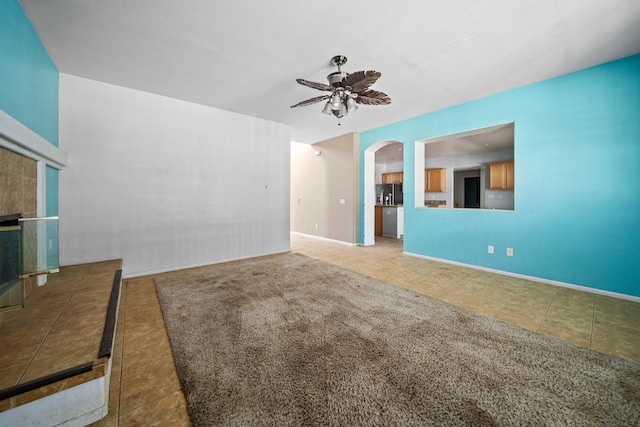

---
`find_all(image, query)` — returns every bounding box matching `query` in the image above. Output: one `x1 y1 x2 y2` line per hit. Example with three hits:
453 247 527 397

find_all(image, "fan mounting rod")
331 55 347 71
328 55 349 86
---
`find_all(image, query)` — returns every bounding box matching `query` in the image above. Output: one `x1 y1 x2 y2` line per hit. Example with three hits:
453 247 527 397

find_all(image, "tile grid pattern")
0 145 39 304
0 260 120 411
291 235 640 362
44 234 640 425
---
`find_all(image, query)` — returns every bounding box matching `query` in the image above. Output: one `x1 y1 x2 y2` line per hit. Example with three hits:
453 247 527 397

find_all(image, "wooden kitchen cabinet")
489 161 515 190
506 161 514 189
382 172 403 184
425 168 446 192
374 206 383 236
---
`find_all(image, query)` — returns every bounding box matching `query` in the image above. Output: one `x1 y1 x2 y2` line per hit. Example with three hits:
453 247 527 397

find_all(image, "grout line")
116 279 128 426
492 282 526 318
532 291 560 334
117 389 185 424
17 269 89 384
116 278 185 423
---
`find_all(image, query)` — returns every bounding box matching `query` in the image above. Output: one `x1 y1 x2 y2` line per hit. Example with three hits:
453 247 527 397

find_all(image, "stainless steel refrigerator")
376 183 403 205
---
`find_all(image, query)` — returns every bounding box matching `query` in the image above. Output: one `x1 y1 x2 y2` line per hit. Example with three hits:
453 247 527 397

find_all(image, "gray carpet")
155 253 640 426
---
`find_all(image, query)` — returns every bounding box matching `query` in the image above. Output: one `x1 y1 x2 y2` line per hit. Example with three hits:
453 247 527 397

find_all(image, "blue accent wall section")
46 165 59 268
46 165 59 216
0 0 60 224
1 1 61 259
360 54 640 297
0 0 59 146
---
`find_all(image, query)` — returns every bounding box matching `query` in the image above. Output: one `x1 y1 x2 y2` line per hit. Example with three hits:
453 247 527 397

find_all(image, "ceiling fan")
290 55 391 120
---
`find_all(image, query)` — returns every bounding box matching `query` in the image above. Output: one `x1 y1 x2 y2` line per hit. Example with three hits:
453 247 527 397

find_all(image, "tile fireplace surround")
0 146 39 304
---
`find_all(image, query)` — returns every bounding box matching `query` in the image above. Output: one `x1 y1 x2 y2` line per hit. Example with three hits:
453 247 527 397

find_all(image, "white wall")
59 74 290 276
374 160 403 184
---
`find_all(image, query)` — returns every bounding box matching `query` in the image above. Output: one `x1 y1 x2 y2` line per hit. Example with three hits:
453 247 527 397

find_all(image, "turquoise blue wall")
360 54 640 297
0 1 59 146
45 165 59 216
1 1 60 216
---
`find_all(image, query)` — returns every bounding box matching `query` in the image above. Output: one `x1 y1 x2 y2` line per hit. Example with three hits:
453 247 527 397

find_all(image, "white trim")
37 162 47 218
363 140 404 246
291 231 357 247
414 140 425 207
0 377 106 427
404 251 640 303
0 109 67 169
121 249 292 278
363 149 376 246
18 216 60 221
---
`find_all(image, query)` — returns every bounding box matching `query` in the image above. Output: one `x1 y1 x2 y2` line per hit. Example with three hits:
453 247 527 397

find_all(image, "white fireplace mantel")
0 109 67 169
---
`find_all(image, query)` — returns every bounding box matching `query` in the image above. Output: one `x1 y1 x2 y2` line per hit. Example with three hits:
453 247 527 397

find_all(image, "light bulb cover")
346 96 358 113
331 93 341 110
338 103 347 117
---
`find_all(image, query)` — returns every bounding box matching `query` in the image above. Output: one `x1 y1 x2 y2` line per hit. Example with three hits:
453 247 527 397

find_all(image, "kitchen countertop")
424 200 447 208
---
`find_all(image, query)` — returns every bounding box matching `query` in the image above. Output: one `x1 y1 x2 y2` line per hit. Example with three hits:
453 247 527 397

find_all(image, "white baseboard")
290 231 357 247
404 251 640 303
0 377 106 427
122 249 291 279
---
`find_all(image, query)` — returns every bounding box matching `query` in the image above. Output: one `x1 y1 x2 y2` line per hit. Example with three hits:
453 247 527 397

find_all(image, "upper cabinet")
425 168 446 192
489 161 515 190
382 172 403 184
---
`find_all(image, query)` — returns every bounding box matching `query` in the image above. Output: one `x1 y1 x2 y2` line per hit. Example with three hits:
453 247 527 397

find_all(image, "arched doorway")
363 140 404 246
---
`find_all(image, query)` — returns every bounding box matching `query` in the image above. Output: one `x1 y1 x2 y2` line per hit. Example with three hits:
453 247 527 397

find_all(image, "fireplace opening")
0 213 60 312
0 214 23 311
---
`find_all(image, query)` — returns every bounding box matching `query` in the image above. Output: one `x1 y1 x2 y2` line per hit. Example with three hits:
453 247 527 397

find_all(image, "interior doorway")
453 168 482 209
363 140 404 247
464 177 480 208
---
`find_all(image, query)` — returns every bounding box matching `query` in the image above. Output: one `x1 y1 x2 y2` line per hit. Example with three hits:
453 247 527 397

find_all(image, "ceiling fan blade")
354 89 391 105
296 78 333 91
342 70 381 92
290 95 331 108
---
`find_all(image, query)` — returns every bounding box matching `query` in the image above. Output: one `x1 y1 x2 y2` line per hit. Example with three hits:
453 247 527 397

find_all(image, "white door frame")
363 140 403 246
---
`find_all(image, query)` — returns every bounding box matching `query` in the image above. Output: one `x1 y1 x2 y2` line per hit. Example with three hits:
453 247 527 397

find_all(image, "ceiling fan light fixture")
291 55 390 122
327 71 348 86
331 93 341 110
338 103 348 117
346 96 358 113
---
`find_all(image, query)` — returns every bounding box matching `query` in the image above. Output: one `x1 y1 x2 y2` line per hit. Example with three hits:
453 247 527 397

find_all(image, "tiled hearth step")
0 260 123 426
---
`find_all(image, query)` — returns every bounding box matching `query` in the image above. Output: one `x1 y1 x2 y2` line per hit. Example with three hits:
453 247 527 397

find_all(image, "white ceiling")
19 0 640 144
375 143 404 164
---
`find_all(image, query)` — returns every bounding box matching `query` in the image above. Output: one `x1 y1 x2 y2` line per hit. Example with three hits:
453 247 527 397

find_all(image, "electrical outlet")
315 224 318 229
507 247 514 257
488 245 494 254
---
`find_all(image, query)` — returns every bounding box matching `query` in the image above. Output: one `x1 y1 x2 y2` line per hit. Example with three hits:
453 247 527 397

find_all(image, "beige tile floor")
0 259 122 411
4 233 639 426
291 234 640 362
